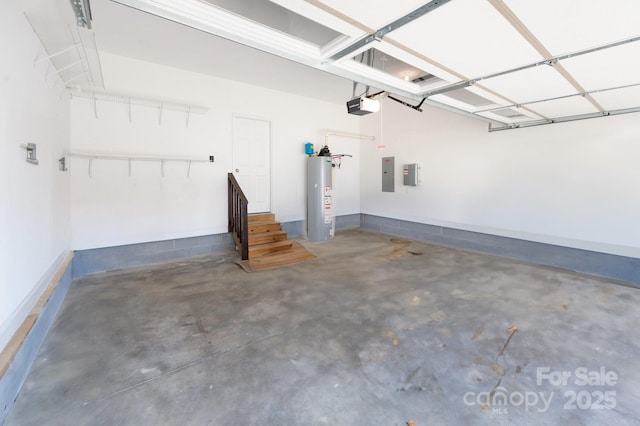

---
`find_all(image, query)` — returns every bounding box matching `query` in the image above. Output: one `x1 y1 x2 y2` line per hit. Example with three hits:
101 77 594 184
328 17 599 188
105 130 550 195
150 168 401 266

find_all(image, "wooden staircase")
235 213 316 272
248 213 292 258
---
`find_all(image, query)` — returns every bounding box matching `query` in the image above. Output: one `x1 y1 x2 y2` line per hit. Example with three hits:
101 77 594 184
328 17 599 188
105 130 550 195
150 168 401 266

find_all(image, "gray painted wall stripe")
73 233 236 276
73 214 365 276
360 214 639 286
73 214 639 285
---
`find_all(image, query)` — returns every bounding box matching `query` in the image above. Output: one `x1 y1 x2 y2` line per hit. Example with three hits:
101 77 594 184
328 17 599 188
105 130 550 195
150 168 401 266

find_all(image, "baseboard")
0 253 74 425
73 233 236 276
360 214 640 286
281 214 366 239
281 220 304 238
73 214 362 276
335 214 361 230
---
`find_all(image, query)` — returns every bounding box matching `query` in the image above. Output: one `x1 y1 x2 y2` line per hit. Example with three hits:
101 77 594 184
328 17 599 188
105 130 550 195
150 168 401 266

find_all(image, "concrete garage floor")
6 229 640 425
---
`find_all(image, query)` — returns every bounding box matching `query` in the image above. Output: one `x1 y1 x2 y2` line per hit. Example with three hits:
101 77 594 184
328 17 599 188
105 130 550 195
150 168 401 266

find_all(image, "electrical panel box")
382 157 394 192
403 163 418 186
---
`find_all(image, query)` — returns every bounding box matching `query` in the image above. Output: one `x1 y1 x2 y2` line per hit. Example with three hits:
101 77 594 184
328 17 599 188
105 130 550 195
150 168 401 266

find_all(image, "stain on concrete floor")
6 229 640 425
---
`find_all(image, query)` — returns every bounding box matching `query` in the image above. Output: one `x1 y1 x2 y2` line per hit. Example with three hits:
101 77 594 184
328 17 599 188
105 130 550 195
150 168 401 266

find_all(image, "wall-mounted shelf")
70 152 214 177
24 10 104 90
68 87 209 127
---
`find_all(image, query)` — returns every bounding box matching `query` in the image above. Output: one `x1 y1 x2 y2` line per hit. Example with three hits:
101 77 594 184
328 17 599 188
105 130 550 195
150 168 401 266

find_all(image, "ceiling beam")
303 0 371 33
476 81 640 114
488 106 640 132
488 0 605 113
325 0 451 62
426 35 640 97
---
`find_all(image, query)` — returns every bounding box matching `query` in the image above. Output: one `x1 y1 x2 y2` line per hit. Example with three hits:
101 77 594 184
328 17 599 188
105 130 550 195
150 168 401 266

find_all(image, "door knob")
235 168 239 172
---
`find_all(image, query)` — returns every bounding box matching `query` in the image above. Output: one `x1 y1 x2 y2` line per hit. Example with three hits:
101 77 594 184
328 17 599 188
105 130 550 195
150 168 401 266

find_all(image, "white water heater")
307 156 334 242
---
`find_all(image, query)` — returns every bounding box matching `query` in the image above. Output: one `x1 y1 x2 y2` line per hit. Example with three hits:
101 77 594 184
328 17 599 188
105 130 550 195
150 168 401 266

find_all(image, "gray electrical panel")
382 157 394 192
307 156 334 242
403 163 418 186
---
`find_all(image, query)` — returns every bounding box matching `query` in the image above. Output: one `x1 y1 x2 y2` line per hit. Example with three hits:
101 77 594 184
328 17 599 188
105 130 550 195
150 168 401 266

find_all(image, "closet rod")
70 153 212 163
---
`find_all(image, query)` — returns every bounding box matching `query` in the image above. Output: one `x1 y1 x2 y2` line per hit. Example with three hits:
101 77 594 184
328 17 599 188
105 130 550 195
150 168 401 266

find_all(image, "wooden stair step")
248 213 275 223
249 230 288 245
249 240 293 258
246 241 316 270
249 221 281 234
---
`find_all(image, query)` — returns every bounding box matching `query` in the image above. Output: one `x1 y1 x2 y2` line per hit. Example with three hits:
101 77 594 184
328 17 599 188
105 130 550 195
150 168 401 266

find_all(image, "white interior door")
232 116 271 214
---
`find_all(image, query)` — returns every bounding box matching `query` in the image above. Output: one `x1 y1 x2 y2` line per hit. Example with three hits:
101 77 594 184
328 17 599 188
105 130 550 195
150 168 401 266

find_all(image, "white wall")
0 2 71 352
70 52 360 249
361 98 640 258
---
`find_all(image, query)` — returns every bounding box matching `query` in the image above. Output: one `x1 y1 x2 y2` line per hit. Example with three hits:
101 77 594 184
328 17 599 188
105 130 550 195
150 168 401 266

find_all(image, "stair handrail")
228 173 249 260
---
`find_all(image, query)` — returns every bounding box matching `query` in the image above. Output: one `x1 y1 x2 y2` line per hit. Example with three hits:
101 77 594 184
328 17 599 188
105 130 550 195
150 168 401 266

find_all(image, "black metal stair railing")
227 173 249 260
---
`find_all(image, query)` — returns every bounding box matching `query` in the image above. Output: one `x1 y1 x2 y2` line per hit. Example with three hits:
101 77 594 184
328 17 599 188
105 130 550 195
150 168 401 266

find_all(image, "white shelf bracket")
63 71 88 85
44 62 52 81
34 44 80 67
68 88 209 121
93 93 98 119
45 58 85 78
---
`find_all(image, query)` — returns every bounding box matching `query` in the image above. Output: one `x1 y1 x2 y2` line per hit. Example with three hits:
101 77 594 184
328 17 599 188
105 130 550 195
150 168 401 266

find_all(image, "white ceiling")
26 0 640 130
90 0 355 103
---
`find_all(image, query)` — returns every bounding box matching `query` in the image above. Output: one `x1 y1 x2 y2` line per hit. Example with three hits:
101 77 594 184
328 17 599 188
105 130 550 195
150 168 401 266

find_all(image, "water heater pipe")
324 131 375 146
